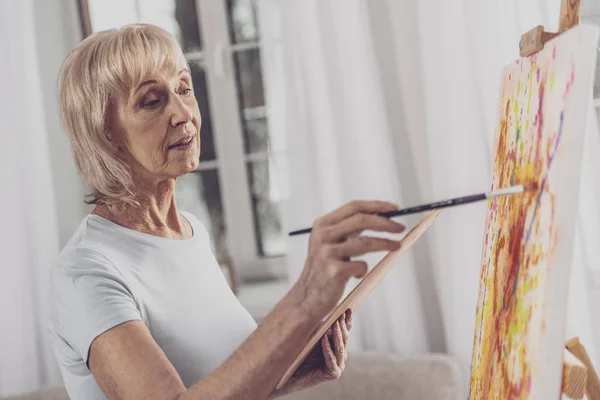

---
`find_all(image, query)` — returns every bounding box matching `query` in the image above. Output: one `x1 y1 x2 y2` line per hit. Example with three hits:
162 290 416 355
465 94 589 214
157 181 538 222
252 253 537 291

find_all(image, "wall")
33 0 90 249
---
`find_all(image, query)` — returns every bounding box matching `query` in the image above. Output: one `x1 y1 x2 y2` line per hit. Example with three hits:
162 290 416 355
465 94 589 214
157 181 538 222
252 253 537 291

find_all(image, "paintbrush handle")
288 184 533 236
377 194 486 218
288 194 486 236
288 227 313 236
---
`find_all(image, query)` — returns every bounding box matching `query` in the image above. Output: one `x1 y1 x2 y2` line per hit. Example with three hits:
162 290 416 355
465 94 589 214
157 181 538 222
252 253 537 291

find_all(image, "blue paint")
524 112 564 245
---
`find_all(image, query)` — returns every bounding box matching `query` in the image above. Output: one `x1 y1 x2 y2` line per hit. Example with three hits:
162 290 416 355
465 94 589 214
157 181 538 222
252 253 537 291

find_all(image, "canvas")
469 25 598 400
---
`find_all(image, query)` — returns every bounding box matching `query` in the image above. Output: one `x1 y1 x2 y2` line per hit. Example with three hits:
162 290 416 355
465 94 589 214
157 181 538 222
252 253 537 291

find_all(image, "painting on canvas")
469 25 598 400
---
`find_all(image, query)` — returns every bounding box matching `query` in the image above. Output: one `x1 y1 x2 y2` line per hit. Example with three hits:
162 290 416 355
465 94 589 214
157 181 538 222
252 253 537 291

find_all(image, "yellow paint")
470 48 567 398
527 63 535 115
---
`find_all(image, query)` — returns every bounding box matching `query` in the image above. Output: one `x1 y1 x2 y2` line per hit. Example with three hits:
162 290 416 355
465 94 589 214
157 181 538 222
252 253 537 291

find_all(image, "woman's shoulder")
54 215 122 277
54 244 121 290
51 218 137 324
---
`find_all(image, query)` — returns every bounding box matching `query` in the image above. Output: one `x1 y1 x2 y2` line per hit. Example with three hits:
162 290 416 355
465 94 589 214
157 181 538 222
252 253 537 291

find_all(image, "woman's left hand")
270 309 352 398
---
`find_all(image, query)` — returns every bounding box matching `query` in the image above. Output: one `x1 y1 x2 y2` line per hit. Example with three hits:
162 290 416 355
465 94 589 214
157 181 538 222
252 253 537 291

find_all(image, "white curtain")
0 0 63 396
260 0 446 358
260 0 600 389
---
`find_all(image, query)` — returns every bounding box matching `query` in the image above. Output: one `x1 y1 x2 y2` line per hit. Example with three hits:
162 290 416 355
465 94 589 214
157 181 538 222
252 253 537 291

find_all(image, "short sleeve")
55 247 142 368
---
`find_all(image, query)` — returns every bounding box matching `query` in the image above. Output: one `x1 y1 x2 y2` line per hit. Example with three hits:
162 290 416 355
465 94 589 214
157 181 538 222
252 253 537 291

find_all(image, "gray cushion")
2 387 69 400
283 352 464 400
2 352 463 400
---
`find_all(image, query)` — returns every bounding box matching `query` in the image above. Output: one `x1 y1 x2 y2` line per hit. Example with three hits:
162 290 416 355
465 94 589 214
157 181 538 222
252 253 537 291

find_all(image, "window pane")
246 160 287 257
233 49 265 109
87 0 202 52
189 61 216 161
234 50 268 154
171 0 203 52
242 115 269 154
176 170 229 260
227 0 259 43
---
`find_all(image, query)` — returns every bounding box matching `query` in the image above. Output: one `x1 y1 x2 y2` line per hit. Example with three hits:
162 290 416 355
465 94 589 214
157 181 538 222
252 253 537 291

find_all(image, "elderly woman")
49 24 406 400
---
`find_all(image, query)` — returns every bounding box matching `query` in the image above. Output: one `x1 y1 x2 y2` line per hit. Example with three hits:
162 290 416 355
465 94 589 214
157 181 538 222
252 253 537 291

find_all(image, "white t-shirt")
48 212 257 399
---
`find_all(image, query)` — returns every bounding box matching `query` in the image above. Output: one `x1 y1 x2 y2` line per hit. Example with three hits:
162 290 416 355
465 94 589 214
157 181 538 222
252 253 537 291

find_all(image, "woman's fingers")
346 308 353 331
321 331 337 373
322 213 406 242
334 260 369 280
332 320 345 367
340 314 349 363
315 200 399 227
339 314 349 346
331 236 401 258
300 199 403 322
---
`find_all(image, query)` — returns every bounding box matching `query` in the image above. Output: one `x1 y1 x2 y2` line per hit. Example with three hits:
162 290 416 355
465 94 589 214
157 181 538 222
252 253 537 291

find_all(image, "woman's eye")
142 99 160 108
181 88 192 96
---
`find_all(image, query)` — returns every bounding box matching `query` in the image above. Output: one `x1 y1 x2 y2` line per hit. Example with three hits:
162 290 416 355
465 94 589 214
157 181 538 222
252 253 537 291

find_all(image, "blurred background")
1 0 600 397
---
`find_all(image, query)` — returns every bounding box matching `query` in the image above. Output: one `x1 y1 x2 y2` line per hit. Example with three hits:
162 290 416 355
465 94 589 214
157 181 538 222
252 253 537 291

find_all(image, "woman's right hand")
294 200 407 321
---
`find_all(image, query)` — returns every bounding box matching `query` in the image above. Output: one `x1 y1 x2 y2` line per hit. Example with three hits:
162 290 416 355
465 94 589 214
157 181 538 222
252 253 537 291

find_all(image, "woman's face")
114 63 201 182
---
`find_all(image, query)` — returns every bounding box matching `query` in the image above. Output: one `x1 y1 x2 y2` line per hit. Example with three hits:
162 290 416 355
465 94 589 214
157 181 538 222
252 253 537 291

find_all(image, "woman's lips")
168 135 195 150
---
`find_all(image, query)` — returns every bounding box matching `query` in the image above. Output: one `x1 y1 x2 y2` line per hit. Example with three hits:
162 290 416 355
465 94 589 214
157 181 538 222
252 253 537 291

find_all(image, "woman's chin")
179 160 199 175
164 158 199 178
169 152 200 176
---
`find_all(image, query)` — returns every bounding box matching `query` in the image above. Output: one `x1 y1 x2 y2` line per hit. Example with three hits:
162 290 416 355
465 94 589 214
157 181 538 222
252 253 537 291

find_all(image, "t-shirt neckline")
86 212 197 244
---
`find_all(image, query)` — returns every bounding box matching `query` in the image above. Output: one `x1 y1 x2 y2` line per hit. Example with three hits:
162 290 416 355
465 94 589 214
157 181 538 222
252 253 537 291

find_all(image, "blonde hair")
58 23 188 207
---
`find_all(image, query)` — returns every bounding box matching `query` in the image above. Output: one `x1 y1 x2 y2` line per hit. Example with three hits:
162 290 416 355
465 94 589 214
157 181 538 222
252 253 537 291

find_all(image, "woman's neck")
92 178 193 240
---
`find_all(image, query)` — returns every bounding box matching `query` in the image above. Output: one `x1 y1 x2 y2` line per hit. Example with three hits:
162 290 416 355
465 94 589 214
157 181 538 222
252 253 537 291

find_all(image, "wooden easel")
518 0 581 57
562 337 600 399
519 1 600 398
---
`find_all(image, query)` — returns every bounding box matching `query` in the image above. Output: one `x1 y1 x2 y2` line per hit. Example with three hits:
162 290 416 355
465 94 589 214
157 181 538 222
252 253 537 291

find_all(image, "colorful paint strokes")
468 25 598 400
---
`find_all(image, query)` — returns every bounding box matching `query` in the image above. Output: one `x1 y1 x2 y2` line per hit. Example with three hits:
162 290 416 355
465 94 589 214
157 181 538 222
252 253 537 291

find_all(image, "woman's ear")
105 118 122 147
105 98 121 144
104 129 119 146
104 129 124 154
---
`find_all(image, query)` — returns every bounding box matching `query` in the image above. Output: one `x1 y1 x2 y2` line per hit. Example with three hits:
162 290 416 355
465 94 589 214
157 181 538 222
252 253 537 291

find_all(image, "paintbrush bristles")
523 182 539 192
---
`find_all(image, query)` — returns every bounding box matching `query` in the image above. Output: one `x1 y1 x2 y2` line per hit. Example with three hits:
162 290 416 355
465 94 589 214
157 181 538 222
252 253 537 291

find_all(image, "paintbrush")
288 182 539 236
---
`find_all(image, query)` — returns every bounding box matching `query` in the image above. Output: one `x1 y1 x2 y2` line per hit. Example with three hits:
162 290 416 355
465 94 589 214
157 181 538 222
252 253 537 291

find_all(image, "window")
79 0 288 282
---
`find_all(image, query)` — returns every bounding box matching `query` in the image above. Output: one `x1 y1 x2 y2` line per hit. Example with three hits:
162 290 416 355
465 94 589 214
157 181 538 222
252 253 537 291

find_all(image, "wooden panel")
560 0 581 32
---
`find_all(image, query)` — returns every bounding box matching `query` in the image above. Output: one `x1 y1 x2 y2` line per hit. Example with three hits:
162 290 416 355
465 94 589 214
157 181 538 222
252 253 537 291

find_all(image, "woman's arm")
89 287 318 400
90 200 405 400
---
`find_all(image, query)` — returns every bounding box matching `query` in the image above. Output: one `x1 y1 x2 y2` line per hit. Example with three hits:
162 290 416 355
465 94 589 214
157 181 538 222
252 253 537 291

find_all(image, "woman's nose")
169 97 193 127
